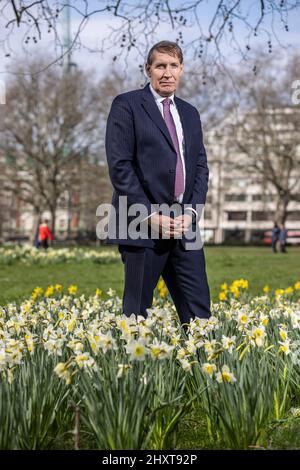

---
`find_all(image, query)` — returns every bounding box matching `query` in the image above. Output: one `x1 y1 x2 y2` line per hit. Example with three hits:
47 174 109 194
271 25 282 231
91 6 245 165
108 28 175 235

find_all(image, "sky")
0 0 299 81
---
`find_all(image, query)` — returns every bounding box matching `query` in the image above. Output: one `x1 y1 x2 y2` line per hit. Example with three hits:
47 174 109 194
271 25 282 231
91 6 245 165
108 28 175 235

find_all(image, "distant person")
271 222 280 253
279 223 288 253
34 232 41 249
33 222 41 248
38 219 54 249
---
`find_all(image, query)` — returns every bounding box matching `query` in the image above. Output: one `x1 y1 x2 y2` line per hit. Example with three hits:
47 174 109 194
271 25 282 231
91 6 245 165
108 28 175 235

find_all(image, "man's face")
145 51 183 96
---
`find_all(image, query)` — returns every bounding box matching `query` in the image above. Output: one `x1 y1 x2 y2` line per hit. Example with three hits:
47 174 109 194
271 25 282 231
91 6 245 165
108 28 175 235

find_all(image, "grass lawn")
1 246 299 305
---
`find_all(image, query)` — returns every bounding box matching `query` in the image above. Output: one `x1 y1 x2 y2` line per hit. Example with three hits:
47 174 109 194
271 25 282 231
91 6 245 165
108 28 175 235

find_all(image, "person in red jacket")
38 219 54 249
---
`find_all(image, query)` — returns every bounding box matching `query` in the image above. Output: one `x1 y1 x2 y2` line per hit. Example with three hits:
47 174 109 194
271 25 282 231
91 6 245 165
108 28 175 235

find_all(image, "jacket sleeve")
187 108 209 220
105 95 152 215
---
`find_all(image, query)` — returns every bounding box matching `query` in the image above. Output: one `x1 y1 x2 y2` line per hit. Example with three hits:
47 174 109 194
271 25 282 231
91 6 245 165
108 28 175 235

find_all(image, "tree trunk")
50 206 56 237
30 209 41 245
275 194 290 224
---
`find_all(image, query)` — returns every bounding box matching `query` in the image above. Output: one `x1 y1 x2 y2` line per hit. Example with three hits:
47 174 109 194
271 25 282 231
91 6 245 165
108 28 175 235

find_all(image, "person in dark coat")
279 223 288 253
271 222 280 253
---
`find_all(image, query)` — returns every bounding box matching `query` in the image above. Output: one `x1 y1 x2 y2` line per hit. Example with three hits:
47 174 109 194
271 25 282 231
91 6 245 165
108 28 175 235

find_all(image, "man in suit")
105 40 211 324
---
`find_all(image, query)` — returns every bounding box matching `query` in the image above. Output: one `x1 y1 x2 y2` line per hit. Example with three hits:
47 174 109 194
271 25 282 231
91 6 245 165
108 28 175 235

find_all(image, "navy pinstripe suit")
105 82 211 323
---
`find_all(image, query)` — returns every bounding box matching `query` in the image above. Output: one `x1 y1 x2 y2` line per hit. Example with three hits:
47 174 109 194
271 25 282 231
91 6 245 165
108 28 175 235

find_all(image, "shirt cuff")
184 207 198 218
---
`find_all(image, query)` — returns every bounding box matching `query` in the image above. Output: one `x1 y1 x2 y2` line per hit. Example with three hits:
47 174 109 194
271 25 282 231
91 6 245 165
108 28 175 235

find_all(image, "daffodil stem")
74 406 80 450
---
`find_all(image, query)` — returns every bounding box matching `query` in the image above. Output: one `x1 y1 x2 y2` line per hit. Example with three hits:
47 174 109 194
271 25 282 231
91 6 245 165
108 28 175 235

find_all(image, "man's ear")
145 63 151 77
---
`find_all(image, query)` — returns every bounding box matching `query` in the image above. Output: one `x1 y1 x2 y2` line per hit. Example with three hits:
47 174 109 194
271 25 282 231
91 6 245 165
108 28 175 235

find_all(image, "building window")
225 194 247 202
223 178 249 188
252 211 275 221
287 211 300 221
227 211 247 221
252 194 275 202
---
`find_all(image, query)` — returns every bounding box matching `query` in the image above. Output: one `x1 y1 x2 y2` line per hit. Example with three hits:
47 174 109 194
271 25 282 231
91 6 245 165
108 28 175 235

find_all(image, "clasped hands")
148 213 193 238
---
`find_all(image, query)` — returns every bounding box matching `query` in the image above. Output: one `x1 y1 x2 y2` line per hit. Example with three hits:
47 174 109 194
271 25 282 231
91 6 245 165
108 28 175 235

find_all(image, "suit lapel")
141 83 175 151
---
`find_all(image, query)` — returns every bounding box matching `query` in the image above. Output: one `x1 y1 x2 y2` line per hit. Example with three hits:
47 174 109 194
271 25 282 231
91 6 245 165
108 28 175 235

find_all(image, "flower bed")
0 281 300 449
0 246 119 265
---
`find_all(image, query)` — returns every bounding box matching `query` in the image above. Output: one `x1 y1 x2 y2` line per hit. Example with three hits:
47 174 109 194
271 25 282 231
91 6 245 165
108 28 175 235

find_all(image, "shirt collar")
149 82 175 105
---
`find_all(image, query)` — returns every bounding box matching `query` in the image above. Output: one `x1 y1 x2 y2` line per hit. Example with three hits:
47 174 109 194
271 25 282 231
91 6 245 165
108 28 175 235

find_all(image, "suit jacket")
105 82 209 248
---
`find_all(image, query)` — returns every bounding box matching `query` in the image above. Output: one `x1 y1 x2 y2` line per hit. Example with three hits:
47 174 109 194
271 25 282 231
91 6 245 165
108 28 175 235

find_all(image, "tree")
1 1 300 75
0 59 141 240
73 70 146 242
1 57 105 235
227 52 300 223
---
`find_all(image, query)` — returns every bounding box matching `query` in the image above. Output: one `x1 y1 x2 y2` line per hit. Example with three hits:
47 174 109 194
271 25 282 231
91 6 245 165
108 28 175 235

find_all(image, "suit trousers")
119 239 211 324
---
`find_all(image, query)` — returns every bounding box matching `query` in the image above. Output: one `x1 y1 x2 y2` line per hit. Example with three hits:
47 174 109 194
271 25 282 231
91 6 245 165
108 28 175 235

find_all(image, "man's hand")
173 214 193 235
148 213 193 238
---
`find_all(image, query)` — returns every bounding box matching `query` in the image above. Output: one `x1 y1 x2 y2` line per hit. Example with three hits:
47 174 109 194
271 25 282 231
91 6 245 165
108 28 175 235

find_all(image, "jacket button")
169 169 175 173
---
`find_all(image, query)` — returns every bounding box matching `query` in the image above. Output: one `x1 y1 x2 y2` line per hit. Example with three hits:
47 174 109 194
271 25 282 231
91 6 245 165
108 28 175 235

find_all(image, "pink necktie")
162 97 185 198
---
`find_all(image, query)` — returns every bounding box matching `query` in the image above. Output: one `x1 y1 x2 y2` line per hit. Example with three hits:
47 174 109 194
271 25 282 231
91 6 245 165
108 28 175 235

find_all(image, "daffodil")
75 353 95 369
230 285 240 298
117 363 132 379
98 332 117 352
68 285 78 295
185 335 198 354
275 289 284 296
45 285 55 297
177 348 190 360
216 365 237 384
204 339 217 356
237 312 250 325
221 335 236 353
107 288 116 297
220 283 228 291
279 328 288 341
291 407 300 417
279 340 291 355
54 362 71 384
202 362 216 376
67 340 84 354
260 314 269 326
31 286 44 300
219 292 227 301
250 326 266 347
179 358 193 374
125 340 147 361
149 339 174 360
285 287 294 295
